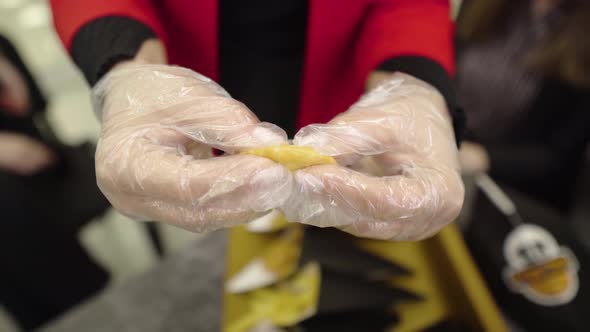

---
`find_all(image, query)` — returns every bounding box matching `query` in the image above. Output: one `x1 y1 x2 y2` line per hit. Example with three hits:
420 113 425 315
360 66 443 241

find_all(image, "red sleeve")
50 0 166 52
355 0 455 77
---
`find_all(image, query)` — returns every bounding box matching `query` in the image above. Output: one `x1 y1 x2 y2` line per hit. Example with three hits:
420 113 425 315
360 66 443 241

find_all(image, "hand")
0 132 55 175
0 56 30 116
458 141 490 175
93 63 292 232
284 73 464 240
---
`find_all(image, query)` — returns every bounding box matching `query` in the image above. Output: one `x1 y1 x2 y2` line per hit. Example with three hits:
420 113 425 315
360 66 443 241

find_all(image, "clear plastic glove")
93 64 292 232
285 73 464 240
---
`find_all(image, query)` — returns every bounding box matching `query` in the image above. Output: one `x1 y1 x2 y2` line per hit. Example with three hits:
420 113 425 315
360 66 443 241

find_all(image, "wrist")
108 39 167 75
362 72 449 121
135 39 167 64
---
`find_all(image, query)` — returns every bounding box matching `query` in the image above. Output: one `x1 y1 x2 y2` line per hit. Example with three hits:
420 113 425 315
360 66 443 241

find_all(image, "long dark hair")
0 34 47 113
457 0 590 88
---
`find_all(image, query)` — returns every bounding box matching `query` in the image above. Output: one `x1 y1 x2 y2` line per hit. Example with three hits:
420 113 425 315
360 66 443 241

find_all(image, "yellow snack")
226 225 304 293
241 145 336 171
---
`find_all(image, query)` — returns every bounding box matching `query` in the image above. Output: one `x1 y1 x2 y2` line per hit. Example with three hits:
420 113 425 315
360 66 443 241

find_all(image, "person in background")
0 35 110 331
49 0 465 241
456 0 590 212
456 2 590 331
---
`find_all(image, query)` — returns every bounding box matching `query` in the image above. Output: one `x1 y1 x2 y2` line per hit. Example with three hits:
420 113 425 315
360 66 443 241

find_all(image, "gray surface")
40 231 227 332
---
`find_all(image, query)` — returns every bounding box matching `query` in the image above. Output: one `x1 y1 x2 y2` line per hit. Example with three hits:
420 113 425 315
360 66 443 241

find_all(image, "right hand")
93 63 292 232
285 73 464 240
0 132 55 175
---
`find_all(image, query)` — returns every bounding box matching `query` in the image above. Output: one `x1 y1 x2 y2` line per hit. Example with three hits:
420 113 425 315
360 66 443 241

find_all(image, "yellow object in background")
511 257 570 296
226 225 304 293
226 145 506 332
225 145 334 330
226 262 321 332
360 225 506 332
241 145 336 171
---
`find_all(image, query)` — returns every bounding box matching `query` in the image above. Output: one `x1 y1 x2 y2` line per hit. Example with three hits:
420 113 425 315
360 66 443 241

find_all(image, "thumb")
154 97 288 153
293 110 396 165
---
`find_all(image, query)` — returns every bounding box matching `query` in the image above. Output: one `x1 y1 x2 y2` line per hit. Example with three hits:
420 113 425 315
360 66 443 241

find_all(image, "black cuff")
71 16 156 86
378 56 465 145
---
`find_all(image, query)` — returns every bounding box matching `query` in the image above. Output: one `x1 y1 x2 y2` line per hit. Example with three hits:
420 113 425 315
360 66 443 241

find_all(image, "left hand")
284 73 464 240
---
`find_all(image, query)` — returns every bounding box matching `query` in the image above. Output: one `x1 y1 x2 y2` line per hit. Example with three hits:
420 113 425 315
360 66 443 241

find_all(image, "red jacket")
50 0 454 128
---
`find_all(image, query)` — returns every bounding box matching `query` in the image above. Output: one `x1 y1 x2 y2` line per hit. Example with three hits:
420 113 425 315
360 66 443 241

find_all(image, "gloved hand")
93 64 292 232
284 73 464 240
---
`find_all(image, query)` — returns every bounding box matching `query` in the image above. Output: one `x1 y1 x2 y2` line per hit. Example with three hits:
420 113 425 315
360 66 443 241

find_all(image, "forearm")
113 38 167 70
69 17 163 85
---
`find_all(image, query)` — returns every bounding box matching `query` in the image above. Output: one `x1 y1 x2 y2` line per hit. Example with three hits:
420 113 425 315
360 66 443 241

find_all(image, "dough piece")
242 145 336 171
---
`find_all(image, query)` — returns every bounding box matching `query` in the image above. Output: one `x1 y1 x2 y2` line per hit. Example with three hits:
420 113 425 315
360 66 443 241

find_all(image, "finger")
95 64 230 119
103 97 287 154
295 107 458 169
164 99 287 152
293 108 428 160
283 163 463 240
293 109 395 157
96 134 293 232
97 64 288 152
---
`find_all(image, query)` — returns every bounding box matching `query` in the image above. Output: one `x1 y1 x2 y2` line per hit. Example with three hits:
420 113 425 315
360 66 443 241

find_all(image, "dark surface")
456 4 590 211
40 231 227 332
465 184 590 332
0 143 111 331
219 0 307 137
481 80 590 212
298 309 396 332
315 269 418 315
301 227 412 278
1 35 110 330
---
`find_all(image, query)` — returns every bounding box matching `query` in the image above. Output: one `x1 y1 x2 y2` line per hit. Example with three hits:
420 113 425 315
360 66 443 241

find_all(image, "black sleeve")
70 16 156 86
378 56 465 145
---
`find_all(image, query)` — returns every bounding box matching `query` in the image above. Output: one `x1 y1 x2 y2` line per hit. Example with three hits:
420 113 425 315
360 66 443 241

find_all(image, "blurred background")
0 1 200 330
0 0 589 331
